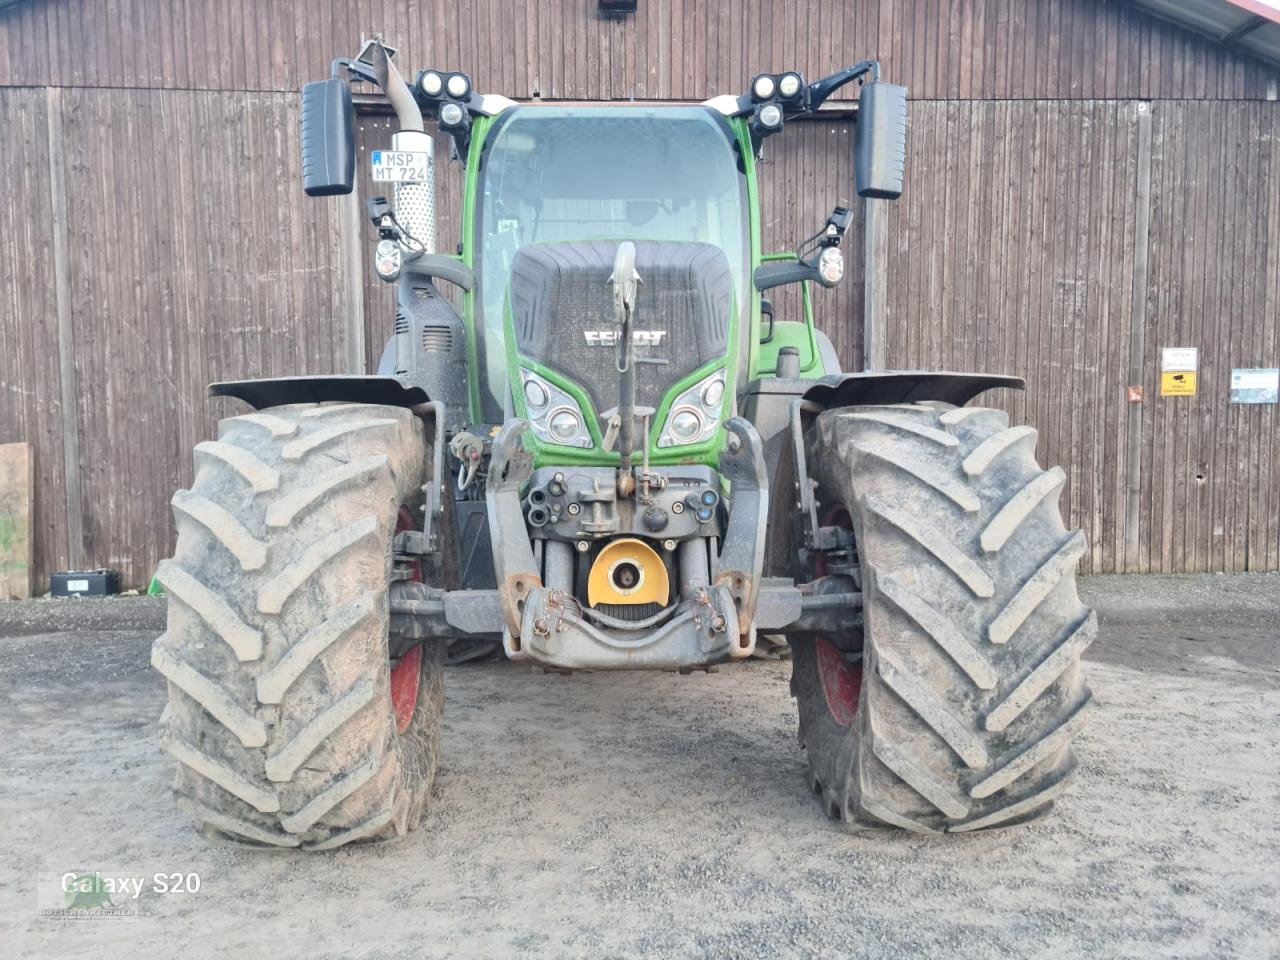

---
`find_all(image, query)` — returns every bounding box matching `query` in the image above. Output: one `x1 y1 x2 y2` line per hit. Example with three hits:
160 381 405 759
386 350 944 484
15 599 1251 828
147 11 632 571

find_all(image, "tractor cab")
473 106 749 433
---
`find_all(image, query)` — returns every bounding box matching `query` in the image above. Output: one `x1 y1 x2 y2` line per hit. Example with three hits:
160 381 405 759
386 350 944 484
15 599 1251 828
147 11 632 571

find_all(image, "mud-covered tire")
793 402 1095 833
152 402 444 850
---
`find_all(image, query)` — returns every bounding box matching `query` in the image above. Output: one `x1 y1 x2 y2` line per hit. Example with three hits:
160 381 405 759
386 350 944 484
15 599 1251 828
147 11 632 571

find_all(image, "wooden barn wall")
60 88 353 589
2 0 1277 100
0 87 353 588
0 88 68 583
1 0 1279 586
882 99 1280 574
1139 102 1280 574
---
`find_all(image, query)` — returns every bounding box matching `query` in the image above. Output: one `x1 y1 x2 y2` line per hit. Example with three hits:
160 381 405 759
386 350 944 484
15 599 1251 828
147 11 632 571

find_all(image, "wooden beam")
339 189 367 375
1219 15 1268 44
862 198 888 371
46 88 86 571
0 442 33 600
1124 101 1154 573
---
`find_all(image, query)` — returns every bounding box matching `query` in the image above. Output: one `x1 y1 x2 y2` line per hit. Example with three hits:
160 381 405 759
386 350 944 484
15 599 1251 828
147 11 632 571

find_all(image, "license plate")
371 150 429 183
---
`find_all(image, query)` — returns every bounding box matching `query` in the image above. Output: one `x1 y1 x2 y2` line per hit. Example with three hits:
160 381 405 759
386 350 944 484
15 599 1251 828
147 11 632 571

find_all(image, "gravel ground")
1 575 1278 959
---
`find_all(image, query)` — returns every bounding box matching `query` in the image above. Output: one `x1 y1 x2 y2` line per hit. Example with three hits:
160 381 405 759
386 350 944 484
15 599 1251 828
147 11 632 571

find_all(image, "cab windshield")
474 106 749 420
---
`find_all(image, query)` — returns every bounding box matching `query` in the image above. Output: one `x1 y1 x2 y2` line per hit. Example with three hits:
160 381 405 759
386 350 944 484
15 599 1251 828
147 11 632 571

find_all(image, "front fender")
801 371 1024 409
209 375 429 411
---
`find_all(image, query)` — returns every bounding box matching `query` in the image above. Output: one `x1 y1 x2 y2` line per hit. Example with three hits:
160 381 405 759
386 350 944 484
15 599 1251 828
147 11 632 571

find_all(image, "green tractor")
152 39 1094 849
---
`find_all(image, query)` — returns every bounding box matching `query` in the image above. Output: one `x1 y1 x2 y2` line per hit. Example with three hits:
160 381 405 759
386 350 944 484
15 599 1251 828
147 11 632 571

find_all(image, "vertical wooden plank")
339 181 366 374
1264 110 1280 569
0 4 10 83
1209 102 1235 571
669 0 684 99
45 87 86 572
0 442 34 600
1227 102 1254 571
1140 101 1165 572
1124 101 1152 571
1153 103 1180 573
1250 104 1278 570
862 196 886 371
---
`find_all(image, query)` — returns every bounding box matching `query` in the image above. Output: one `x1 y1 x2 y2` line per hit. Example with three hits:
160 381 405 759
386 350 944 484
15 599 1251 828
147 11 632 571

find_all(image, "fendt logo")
583 330 667 347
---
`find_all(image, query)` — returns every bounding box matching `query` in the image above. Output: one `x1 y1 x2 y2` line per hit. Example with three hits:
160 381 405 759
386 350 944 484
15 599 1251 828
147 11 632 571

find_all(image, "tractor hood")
506 240 735 458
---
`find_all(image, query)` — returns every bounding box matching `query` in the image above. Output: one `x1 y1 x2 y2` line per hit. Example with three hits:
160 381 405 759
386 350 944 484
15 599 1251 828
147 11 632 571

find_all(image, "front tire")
152 402 443 850
793 402 1095 833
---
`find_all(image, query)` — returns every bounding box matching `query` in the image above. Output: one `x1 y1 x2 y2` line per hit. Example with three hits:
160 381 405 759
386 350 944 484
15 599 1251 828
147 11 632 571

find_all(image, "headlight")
778 72 802 98
752 75 776 100
520 370 592 448
758 103 783 129
420 71 443 97
549 408 583 443
523 378 548 410
439 102 465 127
446 73 470 98
658 370 726 448
669 407 704 443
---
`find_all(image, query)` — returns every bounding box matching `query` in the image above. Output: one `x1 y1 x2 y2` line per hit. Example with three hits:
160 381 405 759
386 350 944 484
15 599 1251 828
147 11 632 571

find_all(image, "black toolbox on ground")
50 569 121 598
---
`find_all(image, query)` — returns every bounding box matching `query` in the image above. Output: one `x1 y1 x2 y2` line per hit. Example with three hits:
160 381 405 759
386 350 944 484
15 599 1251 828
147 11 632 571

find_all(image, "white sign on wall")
1161 347 1198 372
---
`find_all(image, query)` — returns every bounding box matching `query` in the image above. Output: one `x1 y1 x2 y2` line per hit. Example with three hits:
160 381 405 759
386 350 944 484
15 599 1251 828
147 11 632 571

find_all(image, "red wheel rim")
814 505 862 726
390 644 422 734
815 637 862 726
389 507 422 734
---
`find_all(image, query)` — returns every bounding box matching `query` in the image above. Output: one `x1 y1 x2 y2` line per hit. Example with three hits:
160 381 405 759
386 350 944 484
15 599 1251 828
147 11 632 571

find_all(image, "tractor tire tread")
154 402 442 851
794 401 1094 833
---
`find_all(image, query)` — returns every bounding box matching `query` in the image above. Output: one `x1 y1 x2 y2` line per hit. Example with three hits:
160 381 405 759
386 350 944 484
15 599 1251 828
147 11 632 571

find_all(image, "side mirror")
853 81 907 200
301 78 356 196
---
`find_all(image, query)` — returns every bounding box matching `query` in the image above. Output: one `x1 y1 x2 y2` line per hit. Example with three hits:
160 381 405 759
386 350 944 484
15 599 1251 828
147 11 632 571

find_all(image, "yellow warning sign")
1160 371 1197 397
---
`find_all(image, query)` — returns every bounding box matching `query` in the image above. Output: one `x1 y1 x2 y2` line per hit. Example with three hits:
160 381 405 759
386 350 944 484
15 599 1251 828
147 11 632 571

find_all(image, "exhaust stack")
371 41 438 253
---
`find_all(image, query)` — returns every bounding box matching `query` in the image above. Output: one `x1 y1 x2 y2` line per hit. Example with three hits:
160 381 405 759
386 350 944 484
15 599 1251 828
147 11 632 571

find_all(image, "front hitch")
509 583 740 671
715 417 770 654
485 419 542 637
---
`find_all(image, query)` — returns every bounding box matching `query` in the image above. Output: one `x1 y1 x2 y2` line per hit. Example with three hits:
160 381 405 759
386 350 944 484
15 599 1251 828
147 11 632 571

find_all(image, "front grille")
592 602 664 623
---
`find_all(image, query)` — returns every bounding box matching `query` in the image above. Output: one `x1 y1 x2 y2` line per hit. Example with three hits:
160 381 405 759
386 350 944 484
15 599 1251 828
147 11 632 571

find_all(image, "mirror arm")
805 60 879 112
337 58 379 86
754 259 820 292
